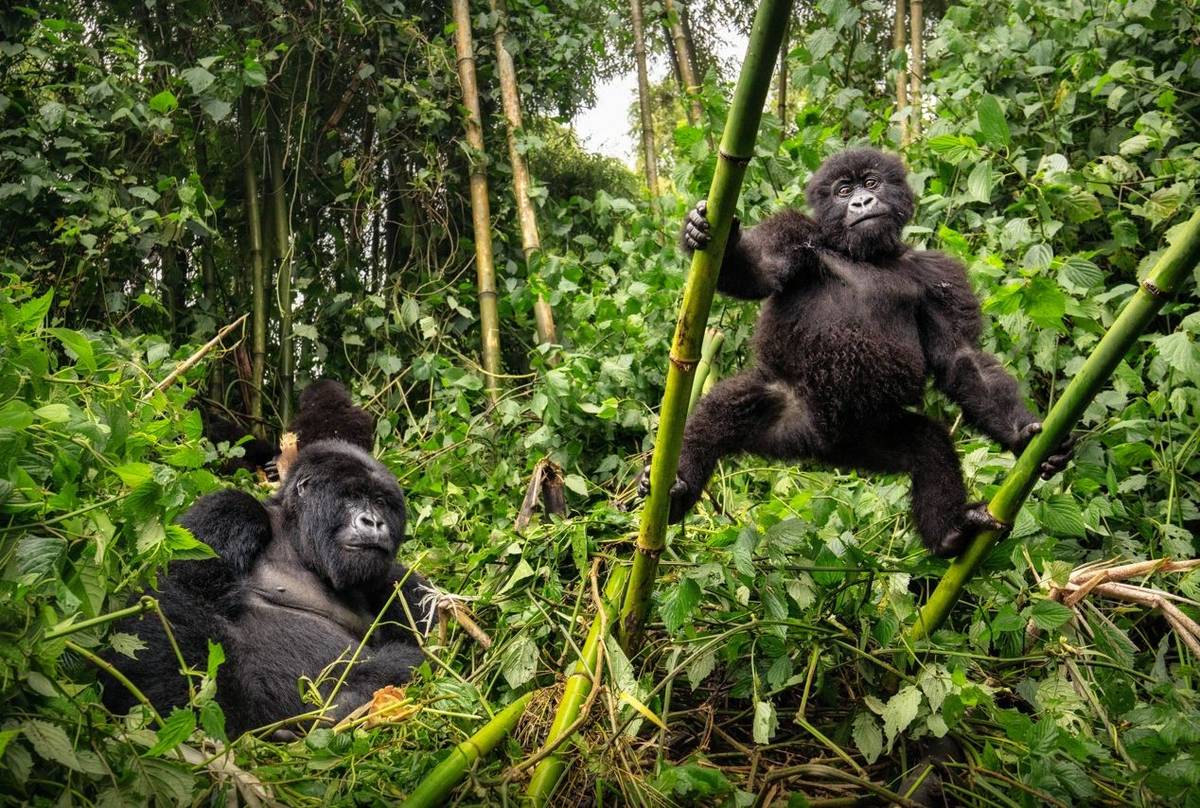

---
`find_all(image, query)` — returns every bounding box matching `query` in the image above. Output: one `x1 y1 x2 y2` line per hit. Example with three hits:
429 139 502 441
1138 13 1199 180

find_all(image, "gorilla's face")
280 441 406 590
806 147 914 260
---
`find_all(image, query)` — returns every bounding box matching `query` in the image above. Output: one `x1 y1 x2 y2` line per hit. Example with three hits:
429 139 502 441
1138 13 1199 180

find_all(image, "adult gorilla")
103 441 434 736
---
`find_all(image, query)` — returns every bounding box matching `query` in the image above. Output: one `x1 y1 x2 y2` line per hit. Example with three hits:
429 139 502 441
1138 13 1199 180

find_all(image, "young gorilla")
271 379 376 482
103 441 435 736
645 148 1071 557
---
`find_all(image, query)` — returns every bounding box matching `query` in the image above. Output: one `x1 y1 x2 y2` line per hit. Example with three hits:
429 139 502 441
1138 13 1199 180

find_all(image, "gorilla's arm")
916 251 1040 451
682 203 820 300
178 490 273 576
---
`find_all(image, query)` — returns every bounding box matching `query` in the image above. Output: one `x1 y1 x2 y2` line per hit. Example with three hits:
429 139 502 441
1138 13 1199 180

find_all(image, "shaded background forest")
2 0 1200 804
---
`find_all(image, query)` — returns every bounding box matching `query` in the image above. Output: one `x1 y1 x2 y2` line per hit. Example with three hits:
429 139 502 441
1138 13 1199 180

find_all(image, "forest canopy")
1 0 1199 805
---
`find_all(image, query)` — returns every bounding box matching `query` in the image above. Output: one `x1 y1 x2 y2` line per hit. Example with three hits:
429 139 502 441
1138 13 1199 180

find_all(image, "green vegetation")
2 0 1199 805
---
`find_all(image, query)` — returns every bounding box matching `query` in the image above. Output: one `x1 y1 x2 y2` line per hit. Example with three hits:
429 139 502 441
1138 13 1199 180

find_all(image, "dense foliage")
1 0 1198 805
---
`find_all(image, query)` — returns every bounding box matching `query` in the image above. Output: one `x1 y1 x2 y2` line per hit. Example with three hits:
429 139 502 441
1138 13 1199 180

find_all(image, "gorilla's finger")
636 463 652 498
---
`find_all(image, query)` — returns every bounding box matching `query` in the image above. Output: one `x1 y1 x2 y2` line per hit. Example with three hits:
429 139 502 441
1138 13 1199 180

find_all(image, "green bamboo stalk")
909 209 1200 642
452 0 503 403
688 328 725 415
524 566 629 804
617 0 794 650
239 93 268 435
400 692 532 808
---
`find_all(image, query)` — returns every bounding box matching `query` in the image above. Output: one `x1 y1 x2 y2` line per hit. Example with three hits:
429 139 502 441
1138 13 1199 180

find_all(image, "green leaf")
115 462 154 488
165 525 216 560
659 577 701 634
0 400 34 429
1038 494 1087 537
180 66 216 94
852 712 883 763
927 134 980 165
199 701 226 742
1028 598 1074 631
752 699 777 744
976 95 1011 147
200 97 232 122
1155 332 1200 382
686 649 715 690
145 708 196 756
48 328 96 370
22 720 81 770
882 686 922 747
148 90 178 114
500 635 538 688
206 640 225 681
34 403 70 423
966 161 994 203
563 474 588 496
242 58 268 87
731 526 758 577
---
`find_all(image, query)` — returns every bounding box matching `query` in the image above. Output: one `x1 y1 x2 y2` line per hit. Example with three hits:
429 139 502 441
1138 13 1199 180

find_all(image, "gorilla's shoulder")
178 489 273 575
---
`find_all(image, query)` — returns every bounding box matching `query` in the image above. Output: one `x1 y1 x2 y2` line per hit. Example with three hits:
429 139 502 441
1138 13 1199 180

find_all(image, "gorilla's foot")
636 461 695 523
931 502 1006 558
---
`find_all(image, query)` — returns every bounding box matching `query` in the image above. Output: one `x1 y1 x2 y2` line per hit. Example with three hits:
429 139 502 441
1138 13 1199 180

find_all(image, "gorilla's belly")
763 325 926 422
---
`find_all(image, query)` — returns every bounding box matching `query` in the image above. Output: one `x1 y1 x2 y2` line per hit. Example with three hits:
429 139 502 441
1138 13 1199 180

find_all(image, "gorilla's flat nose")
850 192 877 211
355 510 384 535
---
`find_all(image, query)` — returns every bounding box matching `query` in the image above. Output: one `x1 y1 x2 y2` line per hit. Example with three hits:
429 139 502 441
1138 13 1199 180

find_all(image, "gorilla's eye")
835 184 852 197
864 176 879 189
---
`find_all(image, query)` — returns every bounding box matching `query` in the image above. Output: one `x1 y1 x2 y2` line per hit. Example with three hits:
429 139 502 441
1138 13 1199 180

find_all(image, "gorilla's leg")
825 411 999 557
646 369 820 523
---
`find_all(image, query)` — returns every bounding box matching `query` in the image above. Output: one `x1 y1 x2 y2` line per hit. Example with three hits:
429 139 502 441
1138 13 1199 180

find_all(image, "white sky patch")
573 23 748 168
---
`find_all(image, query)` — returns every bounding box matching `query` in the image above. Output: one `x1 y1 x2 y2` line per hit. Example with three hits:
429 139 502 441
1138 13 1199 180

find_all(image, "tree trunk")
452 0 503 402
893 0 908 144
910 208 1200 642
239 93 267 435
489 0 557 347
630 0 660 203
908 0 923 139
664 0 703 127
268 112 294 426
777 14 790 132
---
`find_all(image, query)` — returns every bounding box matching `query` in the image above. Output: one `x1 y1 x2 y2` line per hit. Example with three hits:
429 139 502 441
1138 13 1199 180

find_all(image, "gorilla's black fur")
103 440 433 736
288 379 375 452
649 148 1071 557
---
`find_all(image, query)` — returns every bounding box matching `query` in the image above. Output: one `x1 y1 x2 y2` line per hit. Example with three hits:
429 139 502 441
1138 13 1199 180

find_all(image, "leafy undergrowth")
4 0 1200 805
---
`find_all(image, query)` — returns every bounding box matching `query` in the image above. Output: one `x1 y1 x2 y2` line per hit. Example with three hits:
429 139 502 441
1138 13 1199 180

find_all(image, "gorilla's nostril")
355 511 383 532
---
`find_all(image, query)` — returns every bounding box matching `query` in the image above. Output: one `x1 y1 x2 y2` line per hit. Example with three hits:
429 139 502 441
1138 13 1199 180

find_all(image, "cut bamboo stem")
149 314 248 397
618 0 794 651
523 566 628 804
909 209 1200 642
688 328 725 415
399 692 531 808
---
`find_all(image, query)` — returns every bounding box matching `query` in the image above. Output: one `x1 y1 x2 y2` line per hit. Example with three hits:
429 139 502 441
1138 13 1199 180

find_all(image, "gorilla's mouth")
849 212 887 227
343 542 390 553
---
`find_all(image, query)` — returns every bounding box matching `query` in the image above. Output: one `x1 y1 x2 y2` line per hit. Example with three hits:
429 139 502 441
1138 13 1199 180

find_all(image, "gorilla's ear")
293 476 310 498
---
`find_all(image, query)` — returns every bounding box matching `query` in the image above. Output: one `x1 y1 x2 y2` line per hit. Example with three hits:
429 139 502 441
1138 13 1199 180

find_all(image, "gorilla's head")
277 440 406 590
806 148 914 260
289 379 375 453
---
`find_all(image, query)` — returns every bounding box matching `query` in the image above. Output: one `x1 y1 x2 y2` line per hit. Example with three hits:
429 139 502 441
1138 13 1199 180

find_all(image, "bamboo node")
718 147 753 165
634 542 664 558
1141 279 1169 299
669 353 699 372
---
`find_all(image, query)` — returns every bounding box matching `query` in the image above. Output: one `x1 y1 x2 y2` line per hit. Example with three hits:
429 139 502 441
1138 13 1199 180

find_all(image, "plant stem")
688 328 725 415
399 692 532 808
909 209 1200 641
617 0 794 651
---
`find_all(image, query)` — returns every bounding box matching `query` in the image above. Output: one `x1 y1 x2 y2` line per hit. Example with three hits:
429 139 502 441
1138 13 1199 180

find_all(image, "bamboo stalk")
630 0 660 203
618 0 794 650
399 692 531 808
488 0 557 348
893 0 908 144
908 0 923 139
268 115 295 425
149 314 248 396
239 93 268 434
524 566 628 804
452 0 503 402
665 0 703 127
909 209 1200 642
777 14 790 131
688 328 725 415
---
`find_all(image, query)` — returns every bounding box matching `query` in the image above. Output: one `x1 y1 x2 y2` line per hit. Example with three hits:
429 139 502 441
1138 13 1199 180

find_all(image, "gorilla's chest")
246 560 373 638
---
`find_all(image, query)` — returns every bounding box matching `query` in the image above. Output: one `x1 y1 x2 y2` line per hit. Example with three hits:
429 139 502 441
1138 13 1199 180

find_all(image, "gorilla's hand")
682 200 711 251
636 462 696 524
1010 421 1074 479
